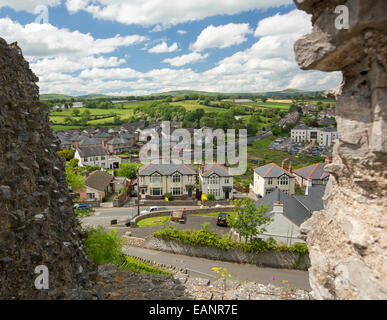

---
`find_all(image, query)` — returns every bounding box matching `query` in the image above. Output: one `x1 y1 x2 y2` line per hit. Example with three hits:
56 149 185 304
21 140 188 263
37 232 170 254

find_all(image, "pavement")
122 246 311 291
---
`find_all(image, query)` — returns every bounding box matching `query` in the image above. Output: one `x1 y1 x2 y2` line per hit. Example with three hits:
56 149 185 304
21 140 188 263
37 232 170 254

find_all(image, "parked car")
74 204 91 210
216 213 230 227
140 206 159 214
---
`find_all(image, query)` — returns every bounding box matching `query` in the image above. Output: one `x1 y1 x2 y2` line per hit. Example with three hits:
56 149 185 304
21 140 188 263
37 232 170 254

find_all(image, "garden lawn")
137 215 170 227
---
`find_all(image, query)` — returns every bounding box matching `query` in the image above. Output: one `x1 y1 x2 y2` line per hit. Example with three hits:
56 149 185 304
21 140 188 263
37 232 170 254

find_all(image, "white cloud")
254 9 311 37
177 30 187 35
64 0 293 26
0 18 147 58
148 41 178 53
0 0 60 13
190 23 253 51
162 52 209 67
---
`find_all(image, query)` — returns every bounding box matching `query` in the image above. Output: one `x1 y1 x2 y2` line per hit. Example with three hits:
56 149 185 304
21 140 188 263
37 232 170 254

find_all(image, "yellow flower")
228 274 232 278
212 267 221 273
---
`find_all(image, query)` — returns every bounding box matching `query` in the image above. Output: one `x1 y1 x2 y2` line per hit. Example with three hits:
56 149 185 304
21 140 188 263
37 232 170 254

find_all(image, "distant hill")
40 89 322 101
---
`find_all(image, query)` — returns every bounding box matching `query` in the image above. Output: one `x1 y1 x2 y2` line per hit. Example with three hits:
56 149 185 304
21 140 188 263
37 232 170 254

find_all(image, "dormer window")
172 173 181 183
279 176 289 185
150 173 161 184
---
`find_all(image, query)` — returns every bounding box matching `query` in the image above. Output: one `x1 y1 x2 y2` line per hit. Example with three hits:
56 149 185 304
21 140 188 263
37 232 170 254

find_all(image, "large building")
250 162 295 198
291 125 338 147
138 160 196 200
199 163 233 200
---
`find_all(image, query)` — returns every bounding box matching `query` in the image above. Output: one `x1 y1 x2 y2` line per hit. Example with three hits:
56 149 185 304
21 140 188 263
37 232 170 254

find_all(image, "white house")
74 146 122 170
250 162 295 198
199 163 233 200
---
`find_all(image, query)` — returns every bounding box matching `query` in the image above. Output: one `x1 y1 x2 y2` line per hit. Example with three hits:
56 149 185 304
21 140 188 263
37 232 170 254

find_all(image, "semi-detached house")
138 160 196 200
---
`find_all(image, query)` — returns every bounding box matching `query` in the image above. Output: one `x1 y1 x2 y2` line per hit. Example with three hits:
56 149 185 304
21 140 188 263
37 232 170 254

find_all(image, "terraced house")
199 163 233 200
138 160 196 200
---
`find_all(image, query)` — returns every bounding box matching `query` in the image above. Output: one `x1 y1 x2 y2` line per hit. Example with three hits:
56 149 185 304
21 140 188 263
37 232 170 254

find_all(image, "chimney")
199 164 205 174
305 178 313 195
75 143 79 149
288 162 293 173
281 160 285 169
325 157 332 164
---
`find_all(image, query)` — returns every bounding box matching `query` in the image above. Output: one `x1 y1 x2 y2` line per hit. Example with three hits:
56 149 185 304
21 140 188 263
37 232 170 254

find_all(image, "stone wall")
143 236 310 271
294 0 387 299
0 38 96 299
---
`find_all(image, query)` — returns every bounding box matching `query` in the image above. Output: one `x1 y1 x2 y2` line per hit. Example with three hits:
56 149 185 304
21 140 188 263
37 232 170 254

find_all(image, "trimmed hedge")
153 226 308 256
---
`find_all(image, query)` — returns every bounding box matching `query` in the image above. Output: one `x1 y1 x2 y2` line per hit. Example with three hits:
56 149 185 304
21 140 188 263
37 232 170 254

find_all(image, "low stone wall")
143 236 310 271
140 200 199 206
130 207 234 227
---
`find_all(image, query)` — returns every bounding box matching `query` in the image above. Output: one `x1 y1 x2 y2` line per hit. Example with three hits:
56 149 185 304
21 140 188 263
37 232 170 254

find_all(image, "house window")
87 193 95 199
209 175 219 185
140 176 145 184
151 188 162 196
172 173 181 183
95 157 99 160
150 174 161 184
84 158 88 162
225 177 229 184
279 176 289 185
188 175 192 182
101 157 106 160
267 178 273 185
172 187 182 196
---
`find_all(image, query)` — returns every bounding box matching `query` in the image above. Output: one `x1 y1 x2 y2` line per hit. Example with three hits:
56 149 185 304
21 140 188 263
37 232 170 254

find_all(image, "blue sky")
0 0 341 96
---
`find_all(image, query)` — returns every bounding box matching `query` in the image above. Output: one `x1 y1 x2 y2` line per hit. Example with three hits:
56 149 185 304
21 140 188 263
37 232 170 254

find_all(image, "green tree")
58 149 75 161
261 97 268 103
65 165 85 191
117 162 141 179
68 158 79 167
72 109 80 117
229 198 272 243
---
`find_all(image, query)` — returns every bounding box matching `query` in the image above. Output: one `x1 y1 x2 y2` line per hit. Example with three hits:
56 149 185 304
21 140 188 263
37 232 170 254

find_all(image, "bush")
83 227 123 265
84 227 172 276
207 193 215 201
164 193 174 201
153 226 308 256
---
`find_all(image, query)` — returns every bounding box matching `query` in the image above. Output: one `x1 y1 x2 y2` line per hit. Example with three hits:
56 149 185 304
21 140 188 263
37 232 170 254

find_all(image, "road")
123 246 311 291
81 206 202 229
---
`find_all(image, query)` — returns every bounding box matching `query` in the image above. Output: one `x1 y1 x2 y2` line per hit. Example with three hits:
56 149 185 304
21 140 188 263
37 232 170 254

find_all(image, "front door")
188 188 192 198
225 190 229 199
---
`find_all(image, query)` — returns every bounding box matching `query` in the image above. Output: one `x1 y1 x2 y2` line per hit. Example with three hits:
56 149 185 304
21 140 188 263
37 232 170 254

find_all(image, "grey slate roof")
106 137 130 145
294 185 326 212
201 164 232 177
254 189 312 226
94 131 111 139
254 163 293 178
79 137 100 146
138 160 196 176
77 146 109 158
293 163 329 180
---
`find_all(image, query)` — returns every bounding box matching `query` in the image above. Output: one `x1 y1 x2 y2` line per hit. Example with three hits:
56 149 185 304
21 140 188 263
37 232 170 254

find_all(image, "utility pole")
137 169 140 217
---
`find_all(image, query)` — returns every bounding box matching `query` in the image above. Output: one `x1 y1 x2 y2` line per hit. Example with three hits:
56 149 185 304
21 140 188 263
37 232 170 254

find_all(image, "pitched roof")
94 131 111 139
138 160 196 176
294 185 326 212
85 170 114 192
76 146 109 158
201 163 232 177
293 163 329 180
254 189 312 226
254 163 294 178
79 137 100 146
106 136 130 145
